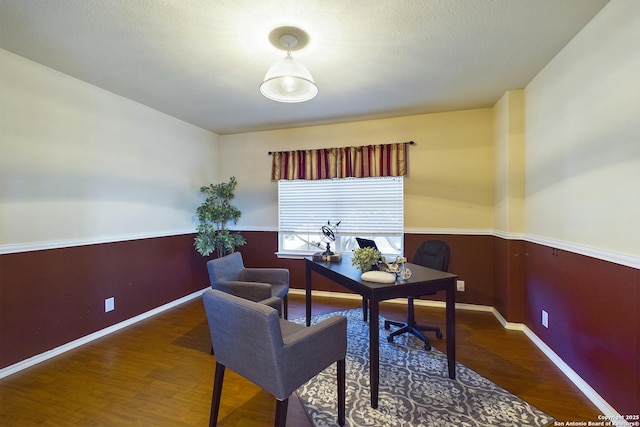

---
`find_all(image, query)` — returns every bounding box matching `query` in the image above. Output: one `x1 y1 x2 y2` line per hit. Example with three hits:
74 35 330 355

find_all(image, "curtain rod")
268 140 415 155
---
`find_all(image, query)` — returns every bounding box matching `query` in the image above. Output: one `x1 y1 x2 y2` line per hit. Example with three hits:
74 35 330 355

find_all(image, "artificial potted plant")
352 246 382 272
194 176 246 258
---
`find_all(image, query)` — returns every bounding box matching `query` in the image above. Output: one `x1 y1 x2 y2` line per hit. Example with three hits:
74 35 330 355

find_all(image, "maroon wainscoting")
493 238 526 323
238 231 496 306
525 242 639 415
0 234 209 369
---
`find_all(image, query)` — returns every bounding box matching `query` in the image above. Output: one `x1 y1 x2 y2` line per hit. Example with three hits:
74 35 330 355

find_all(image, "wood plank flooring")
0 293 602 426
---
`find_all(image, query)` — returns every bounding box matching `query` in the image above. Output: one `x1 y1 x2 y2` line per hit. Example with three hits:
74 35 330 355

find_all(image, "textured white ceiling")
0 0 609 135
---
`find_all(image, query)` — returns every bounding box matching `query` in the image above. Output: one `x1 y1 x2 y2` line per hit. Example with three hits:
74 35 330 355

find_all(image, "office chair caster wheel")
387 336 394 344
384 322 390 330
424 343 431 351
436 331 443 339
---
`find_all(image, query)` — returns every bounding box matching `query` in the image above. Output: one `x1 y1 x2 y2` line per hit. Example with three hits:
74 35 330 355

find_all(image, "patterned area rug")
295 309 554 427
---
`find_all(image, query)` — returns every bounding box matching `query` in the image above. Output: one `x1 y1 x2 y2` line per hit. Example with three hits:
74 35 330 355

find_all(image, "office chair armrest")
243 268 289 286
215 280 272 302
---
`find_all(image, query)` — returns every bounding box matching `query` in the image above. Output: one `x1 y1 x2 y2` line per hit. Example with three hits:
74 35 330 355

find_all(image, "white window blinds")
278 176 403 255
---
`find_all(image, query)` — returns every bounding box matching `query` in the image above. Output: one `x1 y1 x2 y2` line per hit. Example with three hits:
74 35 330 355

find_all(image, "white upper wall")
0 49 219 251
525 0 640 257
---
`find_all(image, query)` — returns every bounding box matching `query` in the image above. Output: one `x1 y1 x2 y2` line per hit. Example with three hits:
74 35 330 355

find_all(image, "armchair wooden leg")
283 295 289 320
337 358 346 426
210 362 225 427
274 398 288 427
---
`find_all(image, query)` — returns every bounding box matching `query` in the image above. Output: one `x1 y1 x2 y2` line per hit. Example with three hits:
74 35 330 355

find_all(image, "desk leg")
446 281 456 379
362 296 368 322
369 300 379 408
305 262 312 327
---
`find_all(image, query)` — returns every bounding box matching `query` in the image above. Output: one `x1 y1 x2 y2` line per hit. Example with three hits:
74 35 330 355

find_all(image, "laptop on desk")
356 237 379 250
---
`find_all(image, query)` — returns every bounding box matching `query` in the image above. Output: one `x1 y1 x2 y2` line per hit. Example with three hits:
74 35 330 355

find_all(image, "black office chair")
384 240 451 350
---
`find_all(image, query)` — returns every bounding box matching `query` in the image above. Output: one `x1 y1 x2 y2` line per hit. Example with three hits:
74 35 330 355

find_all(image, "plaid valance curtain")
271 142 410 180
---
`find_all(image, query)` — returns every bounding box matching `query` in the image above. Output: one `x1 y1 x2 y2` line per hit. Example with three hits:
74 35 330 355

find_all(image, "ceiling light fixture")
260 27 318 103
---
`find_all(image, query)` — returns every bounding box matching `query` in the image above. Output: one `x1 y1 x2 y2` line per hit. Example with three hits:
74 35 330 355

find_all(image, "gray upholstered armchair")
202 289 347 427
206 252 289 318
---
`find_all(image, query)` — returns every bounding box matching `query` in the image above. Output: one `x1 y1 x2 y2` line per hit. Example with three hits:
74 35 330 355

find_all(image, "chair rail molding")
525 234 639 270
0 229 196 255
3 227 636 269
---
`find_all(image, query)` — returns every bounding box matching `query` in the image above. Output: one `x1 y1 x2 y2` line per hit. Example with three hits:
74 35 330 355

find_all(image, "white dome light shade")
260 54 318 103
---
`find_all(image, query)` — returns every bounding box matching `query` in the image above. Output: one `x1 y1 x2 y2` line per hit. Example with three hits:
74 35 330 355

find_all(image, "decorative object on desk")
295 309 555 427
351 246 382 272
361 270 396 283
194 176 246 257
378 256 412 280
312 220 342 262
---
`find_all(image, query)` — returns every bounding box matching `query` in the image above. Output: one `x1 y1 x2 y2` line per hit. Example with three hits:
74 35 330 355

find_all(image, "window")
278 176 403 257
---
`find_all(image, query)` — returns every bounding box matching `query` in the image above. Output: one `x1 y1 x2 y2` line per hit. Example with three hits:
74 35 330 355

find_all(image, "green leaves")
352 246 382 272
194 176 246 257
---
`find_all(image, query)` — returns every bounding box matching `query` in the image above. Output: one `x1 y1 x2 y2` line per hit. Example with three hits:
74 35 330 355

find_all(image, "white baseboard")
521 327 625 425
0 287 208 380
292 289 623 422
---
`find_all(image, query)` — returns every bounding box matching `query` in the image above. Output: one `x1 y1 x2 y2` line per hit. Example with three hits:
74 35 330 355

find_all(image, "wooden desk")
305 256 457 409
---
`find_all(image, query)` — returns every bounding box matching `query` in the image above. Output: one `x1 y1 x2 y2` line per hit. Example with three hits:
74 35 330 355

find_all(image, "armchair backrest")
202 289 284 393
412 240 451 272
206 252 245 286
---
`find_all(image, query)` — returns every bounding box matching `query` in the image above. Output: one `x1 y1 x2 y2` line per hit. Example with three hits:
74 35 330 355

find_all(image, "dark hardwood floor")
0 293 602 426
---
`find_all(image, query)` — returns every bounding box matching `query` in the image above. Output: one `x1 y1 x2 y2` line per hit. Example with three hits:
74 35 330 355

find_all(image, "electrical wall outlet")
105 297 115 312
542 309 549 328
456 280 465 292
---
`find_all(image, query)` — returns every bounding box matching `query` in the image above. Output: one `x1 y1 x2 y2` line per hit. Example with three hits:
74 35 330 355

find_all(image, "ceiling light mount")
260 26 317 103
279 33 298 51
268 26 309 52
